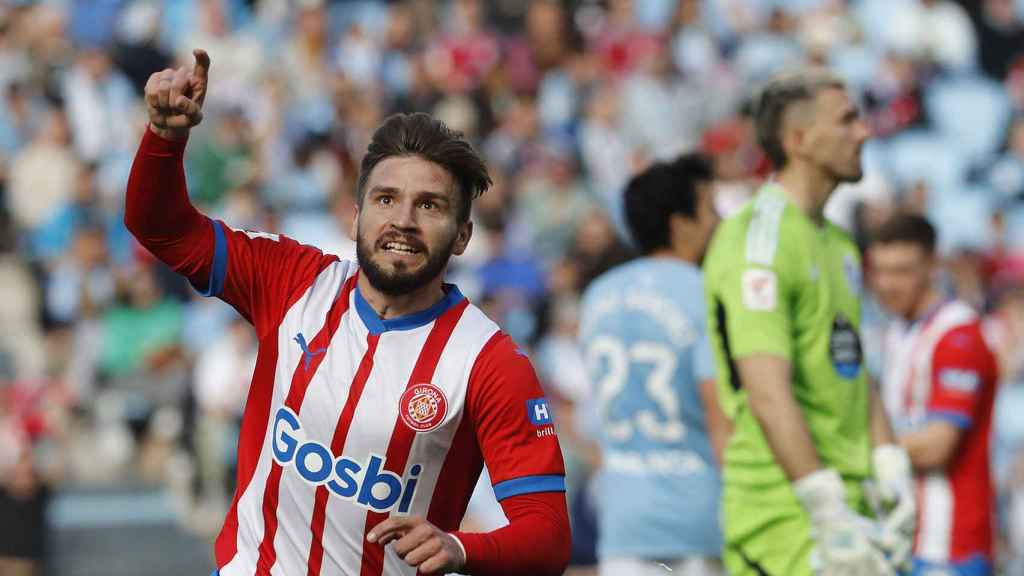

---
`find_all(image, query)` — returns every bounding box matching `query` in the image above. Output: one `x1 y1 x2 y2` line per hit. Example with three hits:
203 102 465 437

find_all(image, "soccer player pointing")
129 51 570 576
703 70 915 575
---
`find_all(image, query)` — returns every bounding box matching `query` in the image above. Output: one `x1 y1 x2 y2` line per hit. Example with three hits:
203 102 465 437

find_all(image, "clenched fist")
145 49 210 141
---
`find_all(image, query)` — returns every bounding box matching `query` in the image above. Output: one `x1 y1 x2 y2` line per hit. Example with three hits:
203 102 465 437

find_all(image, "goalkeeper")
703 69 915 576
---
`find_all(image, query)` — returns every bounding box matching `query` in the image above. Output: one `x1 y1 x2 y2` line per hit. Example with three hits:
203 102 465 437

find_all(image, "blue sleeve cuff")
492 474 565 501
928 410 972 429
200 219 227 298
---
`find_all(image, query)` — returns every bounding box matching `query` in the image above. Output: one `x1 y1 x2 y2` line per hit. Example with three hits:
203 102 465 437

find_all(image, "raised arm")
125 49 340 336
125 50 213 290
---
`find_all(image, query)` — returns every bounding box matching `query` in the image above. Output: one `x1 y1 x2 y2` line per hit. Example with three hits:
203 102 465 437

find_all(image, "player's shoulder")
466 328 539 399
476 329 528 364
582 259 635 298
591 258 699 292
707 185 805 272
931 300 995 359
932 300 982 338
824 220 858 250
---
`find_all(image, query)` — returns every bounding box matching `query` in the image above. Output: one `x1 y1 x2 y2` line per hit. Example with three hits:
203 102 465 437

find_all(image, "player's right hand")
795 469 895 576
144 49 210 142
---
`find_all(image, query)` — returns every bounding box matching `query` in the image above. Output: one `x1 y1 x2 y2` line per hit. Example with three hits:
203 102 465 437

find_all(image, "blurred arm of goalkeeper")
738 355 893 574
737 354 821 481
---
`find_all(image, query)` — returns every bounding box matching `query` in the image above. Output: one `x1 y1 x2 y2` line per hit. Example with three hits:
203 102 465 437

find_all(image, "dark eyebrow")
368 186 450 200
367 185 400 196
415 191 451 204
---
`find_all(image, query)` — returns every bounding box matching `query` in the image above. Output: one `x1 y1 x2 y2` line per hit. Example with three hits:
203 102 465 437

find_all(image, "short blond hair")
755 69 846 168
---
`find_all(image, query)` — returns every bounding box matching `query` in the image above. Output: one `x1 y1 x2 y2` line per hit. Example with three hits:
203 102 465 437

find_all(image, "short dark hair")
869 212 937 254
755 69 846 168
357 113 492 223
623 153 713 255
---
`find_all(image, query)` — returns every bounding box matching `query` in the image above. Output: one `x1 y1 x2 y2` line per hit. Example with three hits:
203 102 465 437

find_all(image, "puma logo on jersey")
294 333 327 371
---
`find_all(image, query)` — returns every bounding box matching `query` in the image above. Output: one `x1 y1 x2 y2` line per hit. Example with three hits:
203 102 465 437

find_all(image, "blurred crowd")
2 0 1024 572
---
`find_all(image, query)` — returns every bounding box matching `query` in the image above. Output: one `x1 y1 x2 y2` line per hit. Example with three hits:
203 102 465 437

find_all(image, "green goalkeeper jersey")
704 182 872 497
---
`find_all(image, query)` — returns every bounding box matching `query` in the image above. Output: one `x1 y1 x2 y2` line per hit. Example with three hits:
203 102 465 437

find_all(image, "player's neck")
775 166 836 226
907 289 944 323
356 273 448 320
649 246 698 265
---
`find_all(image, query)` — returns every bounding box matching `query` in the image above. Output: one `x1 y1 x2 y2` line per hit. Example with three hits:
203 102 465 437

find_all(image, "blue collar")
354 283 465 335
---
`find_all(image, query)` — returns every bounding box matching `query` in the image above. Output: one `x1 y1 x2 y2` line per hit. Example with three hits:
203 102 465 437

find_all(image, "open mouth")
380 239 424 256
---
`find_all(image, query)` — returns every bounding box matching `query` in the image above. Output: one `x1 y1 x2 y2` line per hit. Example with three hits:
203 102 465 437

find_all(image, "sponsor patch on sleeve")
742 268 777 311
938 368 980 394
526 398 553 426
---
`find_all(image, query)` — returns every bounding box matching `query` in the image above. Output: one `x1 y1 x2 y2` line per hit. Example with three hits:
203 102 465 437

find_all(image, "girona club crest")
400 383 448 433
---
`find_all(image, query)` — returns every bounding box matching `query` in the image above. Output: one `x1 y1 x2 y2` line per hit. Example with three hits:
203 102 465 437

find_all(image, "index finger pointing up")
192 49 211 80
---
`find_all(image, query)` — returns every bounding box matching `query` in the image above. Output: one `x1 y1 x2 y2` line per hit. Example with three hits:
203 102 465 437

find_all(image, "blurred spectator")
96 265 186 480
586 0 662 78
425 0 500 92
7 108 78 233
863 52 927 138
884 0 977 70
61 46 137 164
187 106 254 207
513 146 595 266
975 114 1024 200
579 81 634 215
619 41 719 161
565 208 633 293
961 0 1024 80
0 82 42 157
44 223 116 327
0 377 62 576
110 0 174 95
502 0 574 94
191 317 253 520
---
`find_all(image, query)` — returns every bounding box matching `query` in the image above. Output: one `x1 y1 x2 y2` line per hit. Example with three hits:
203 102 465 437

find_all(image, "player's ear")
782 101 814 161
669 213 696 252
452 220 472 256
782 123 806 162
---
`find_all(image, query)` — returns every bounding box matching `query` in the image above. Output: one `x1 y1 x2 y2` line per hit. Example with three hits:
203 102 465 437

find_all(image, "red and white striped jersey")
880 299 998 566
199 221 566 576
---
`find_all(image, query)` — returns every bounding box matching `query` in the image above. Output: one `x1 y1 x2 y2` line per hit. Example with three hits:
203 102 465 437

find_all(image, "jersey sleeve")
467 332 566 501
125 127 340 339
927 324 992 429
210 224 341 338
707 247 795 361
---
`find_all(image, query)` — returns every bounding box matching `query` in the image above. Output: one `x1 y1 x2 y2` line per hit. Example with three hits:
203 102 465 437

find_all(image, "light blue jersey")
579 258 722 560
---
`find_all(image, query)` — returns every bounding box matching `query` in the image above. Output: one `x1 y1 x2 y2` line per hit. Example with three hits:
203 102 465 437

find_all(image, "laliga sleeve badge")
742 268 777 311
400 383 448 433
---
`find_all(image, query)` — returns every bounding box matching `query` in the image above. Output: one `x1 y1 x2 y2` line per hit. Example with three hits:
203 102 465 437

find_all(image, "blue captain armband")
492 475 565 501
200 219 227 298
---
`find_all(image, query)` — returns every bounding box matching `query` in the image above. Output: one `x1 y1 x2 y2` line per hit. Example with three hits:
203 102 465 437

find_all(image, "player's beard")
356 228 456 297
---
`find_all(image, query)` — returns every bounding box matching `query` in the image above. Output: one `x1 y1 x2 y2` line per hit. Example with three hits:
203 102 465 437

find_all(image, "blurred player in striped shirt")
870 213 998 576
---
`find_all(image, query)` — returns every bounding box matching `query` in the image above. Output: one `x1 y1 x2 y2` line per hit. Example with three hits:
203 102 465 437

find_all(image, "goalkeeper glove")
795 468 895 576
869 445 916 573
